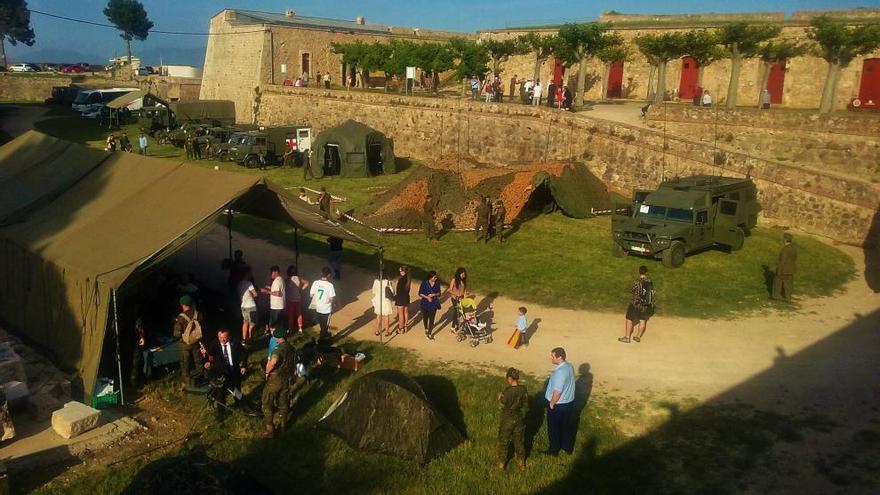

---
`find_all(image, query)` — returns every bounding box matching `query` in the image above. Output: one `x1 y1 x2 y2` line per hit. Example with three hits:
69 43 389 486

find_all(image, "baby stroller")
454 297 493 346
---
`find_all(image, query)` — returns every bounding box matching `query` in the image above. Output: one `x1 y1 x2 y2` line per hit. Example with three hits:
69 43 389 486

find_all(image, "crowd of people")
469 74 573 110
105 132 149 155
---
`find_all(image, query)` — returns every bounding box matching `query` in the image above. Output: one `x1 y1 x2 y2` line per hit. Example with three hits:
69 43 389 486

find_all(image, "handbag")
385 284 395 300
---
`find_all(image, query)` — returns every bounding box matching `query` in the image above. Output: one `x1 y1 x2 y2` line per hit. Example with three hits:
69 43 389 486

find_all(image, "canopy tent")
310 119 396 178
0 131 376 398
106 90 149 110
170 100 236 125
317 369 464 463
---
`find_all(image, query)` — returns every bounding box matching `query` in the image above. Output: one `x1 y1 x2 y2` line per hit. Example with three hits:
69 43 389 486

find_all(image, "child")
497 367 527 470
516 307 528 347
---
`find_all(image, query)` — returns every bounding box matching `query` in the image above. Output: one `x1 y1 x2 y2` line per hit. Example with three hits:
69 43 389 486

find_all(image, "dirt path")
172 225 879 413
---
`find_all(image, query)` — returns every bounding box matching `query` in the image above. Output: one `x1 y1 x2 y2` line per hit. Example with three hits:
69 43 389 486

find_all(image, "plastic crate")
90 390 119 410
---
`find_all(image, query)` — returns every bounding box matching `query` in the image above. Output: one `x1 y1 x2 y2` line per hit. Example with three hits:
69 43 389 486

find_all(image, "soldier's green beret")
179 295 193 306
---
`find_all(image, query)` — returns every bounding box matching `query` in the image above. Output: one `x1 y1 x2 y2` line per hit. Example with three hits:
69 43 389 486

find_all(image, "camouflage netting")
317 369 464 464
358 159 612 229
122 453 271 495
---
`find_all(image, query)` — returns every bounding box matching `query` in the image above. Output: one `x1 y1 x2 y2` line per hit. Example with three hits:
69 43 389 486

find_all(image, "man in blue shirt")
544 347 575 455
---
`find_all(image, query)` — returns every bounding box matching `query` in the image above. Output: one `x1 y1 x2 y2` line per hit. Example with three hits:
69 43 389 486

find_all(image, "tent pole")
294 227 300 268
378 247 384 344
111 288 125 406
226 208 233 261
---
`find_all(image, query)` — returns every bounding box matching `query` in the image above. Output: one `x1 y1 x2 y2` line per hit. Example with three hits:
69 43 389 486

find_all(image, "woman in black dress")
392 265 412 335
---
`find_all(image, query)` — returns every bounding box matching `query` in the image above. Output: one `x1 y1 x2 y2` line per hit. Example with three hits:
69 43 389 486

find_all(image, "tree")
635 32 687 104
808 15 880 113
103 0 153 66
557 23 620 108
596 44 630 98
717 22 782 108
755 40 808 104
449 37 489 81
482 37 528 76
0 0 35 69
414 42 455 93
518 32 559 81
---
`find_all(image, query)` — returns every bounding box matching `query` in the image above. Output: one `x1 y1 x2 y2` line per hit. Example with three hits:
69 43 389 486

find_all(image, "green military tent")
310 119 396 178
170 99 236 125
0 131 375 399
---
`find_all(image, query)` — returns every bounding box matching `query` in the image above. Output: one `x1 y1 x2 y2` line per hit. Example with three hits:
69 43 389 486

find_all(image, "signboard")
405 66 415 79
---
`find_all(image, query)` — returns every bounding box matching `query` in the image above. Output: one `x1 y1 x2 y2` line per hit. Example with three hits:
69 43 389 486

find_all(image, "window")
696 210 708 225
666 208 694 222
720 200 738 215
638 205 666 219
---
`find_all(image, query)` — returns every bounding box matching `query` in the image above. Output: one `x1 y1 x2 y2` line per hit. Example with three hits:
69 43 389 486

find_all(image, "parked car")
135 67 150 76
60 64 87 74
9 63 36 72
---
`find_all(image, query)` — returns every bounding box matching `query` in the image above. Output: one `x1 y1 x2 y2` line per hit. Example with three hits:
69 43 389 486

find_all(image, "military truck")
611 175 761 268
193 126 246 159
227 126 311 168
138 99 236 142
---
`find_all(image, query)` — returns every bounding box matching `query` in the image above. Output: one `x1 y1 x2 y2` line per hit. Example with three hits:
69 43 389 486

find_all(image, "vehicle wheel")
456 333 466 342
470 340 479 347
218 151 228 162
661 241 686 268
245 156 260 169
612 241 627 258
729 227 745 252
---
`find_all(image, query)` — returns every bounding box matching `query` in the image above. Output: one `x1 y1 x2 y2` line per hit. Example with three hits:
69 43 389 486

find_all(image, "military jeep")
612 175 761 268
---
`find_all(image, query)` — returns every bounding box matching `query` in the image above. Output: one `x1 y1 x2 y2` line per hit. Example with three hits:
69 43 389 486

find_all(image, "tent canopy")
311 119 396 178
170 100 236 125
317 369 464 463
106 90 148 109
0 131 375 396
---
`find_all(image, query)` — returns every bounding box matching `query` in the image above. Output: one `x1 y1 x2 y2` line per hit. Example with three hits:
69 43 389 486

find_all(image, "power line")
28 9 265 36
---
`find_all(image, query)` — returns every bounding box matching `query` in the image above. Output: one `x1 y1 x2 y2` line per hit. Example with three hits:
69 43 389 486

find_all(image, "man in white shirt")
309 267 337 341
239 266 258 344
261 266 285 329
532 80 542 106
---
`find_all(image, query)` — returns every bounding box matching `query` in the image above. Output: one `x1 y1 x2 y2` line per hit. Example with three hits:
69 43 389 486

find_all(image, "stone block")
51 401 101 439
27 392 64 422
0 343 26 385
1 381 29 411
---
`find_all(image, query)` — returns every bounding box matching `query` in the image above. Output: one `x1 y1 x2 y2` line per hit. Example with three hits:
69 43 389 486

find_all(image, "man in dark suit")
204 328 249 420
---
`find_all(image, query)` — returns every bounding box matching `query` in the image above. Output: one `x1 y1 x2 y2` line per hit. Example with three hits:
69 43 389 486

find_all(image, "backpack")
178 310 203 345
639 279 657 309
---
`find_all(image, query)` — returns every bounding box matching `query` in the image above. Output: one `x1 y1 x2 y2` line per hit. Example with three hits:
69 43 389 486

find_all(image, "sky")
6 0 880 66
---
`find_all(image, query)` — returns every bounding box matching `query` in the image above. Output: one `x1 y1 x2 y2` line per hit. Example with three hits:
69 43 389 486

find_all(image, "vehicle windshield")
637 204 693 222
73 92 91 104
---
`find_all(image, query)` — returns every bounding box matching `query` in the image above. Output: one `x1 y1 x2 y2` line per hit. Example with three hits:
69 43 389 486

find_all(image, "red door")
678 56 700 100
552 58 563 88
607 60 624 98
858 58 880 108
767 58 786 104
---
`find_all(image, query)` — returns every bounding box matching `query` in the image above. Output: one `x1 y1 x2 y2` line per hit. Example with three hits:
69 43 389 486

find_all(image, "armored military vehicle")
612 175 761 268
227 126 311 168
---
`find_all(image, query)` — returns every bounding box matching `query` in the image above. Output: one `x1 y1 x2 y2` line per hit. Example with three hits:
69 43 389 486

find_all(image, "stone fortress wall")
0 73 201 103
257 86 878 246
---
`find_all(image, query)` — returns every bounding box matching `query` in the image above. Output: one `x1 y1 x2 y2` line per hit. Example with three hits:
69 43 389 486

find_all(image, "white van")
72 88 141 114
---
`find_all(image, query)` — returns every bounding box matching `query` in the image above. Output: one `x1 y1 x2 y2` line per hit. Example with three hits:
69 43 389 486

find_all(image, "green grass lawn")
28 109 855 318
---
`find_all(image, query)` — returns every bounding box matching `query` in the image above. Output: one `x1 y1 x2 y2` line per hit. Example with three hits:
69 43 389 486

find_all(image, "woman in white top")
371 277 394 336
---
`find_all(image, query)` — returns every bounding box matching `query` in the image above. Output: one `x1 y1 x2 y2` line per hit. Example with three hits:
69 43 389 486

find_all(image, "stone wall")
0 74 201 103
256 86 879 246
647 103 880 136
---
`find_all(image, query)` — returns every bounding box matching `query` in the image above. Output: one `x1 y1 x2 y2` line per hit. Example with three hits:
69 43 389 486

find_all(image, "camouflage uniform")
172 309 204 388
497 383 528 463
423 197 437 240
262 340 293 435
772 240 797 302
474 200 491 242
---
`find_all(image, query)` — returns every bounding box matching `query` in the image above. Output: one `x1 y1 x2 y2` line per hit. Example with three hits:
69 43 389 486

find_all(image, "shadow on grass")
415 374 468 439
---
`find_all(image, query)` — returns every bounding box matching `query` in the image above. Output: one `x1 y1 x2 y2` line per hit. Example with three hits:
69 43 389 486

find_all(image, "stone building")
200 9 461 122
202 7 880 121
481 10 880 110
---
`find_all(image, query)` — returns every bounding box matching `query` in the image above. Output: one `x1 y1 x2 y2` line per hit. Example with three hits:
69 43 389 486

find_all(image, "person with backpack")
618 265 655 343
173 295 205 391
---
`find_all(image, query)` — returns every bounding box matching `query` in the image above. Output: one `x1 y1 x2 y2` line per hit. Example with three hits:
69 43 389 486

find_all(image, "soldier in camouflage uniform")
261 326 294 438
772 233 797 303
497 367 528 470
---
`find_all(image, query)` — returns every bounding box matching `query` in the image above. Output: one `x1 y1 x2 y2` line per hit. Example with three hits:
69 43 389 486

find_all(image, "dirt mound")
358 160 611 230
